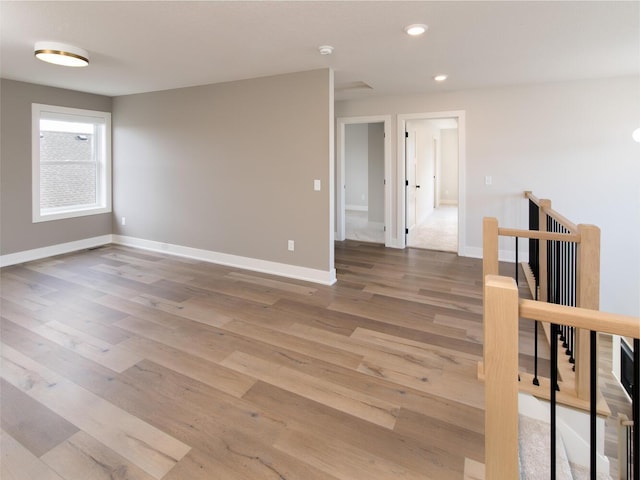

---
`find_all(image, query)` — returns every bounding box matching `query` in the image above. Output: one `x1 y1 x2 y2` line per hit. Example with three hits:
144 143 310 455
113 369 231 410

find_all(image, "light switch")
314 179 321 191
485 175 492 186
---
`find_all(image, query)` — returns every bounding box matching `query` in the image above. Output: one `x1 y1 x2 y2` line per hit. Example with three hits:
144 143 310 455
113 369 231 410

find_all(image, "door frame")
336 115 392 245
397 111 466 255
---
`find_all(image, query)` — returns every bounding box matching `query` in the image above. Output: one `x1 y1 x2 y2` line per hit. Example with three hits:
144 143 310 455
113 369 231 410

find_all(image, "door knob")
416 185 421 188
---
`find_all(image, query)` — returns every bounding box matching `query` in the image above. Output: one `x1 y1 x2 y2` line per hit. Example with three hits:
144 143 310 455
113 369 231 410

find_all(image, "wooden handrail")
498 227 580 242
484 275 640 480
519 299 640 338
524 190 541 206
525 190 580 234
542 206 580 235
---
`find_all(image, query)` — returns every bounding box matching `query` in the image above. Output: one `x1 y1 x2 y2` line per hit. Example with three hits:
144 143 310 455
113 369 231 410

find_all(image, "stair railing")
619 413 635 479
483 192 601 405
484 275 639 480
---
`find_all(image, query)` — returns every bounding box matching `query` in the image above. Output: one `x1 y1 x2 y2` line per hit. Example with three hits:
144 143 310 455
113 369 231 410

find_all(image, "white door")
405 128 418 233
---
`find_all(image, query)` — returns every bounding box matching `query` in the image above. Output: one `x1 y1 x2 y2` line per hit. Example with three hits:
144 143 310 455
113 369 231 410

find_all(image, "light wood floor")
0 241 630 479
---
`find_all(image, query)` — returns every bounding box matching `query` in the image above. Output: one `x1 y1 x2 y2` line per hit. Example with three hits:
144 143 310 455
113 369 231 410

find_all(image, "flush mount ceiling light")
633 127 640 143
34 41 89 67
404 24 428 36
434 74 448 82
318 45 334 55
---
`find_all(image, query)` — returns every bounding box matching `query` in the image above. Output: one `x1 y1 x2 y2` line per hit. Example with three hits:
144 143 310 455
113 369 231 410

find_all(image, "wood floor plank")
0 378 78 458
0 430 65 480
26 261 142 299
0 298 48 329
352 326 481 362
0 343 190 479
394 407 485 462
222 319 364 369
161 447 257 480
91 263 165 284
120 335 257 398
130 293 233 328
31 320 143 373
464 457 486 480
0 271 58 298
221 350 400 429
41 431 157 480
226 271 318 296
273 429 433 480
327 295 475 339
114 315 235 363
244 381 469 479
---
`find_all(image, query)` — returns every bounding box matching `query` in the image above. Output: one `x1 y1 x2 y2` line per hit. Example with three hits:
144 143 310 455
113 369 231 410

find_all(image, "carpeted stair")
518 393 612 480
519 413 574 480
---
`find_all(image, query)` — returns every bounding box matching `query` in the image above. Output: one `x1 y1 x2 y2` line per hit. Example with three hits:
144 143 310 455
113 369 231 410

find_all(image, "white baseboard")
345 205 368 212
0 235 113 267
112 235 337 286
463 246 529 263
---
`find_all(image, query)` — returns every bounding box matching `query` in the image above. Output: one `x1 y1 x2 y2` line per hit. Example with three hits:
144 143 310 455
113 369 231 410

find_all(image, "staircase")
519 393 612 480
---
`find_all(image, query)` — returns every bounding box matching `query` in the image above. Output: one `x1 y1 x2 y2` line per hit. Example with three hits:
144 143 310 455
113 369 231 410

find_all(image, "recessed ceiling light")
318 45 334 55
434 74 448 82
404 24 428 36
34 41 89 67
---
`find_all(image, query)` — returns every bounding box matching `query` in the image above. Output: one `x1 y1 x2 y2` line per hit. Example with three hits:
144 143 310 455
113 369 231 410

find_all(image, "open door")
405 129 418 235
404 116 459 252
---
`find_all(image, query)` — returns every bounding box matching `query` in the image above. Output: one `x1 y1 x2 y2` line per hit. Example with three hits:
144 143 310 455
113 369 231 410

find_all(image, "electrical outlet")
121 216 126 226
314 179 321 191
288 240 295 251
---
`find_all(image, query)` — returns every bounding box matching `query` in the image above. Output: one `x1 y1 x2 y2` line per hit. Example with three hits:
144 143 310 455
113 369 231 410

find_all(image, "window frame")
32 103 112 223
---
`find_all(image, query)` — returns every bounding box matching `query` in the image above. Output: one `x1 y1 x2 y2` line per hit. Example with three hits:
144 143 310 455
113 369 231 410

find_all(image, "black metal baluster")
515 237 519 285
590 330 597 480
528 199 539 283
633 338 639 480
629 424 633 479
533 318 540 386
569 327 575 365
551 322 558 480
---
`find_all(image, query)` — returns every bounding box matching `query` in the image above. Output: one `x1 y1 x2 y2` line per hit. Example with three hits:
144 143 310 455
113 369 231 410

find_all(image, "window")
32 103 111 222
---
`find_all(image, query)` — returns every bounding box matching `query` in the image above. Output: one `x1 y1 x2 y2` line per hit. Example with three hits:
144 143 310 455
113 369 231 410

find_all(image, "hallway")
407 205 458 252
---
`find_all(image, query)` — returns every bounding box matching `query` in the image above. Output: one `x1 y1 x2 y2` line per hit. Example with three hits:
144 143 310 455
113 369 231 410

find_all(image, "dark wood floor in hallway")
1 241 488 479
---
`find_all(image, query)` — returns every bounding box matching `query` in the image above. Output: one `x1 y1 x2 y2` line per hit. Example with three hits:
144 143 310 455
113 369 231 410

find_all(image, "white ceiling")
1 1 638 100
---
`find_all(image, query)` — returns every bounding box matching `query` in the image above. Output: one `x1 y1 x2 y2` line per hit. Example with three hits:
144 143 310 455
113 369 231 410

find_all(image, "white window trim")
32 103 112 223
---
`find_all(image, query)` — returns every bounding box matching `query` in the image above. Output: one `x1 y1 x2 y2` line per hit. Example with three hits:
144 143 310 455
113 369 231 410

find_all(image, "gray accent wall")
0 79 112 255
112 69 333 272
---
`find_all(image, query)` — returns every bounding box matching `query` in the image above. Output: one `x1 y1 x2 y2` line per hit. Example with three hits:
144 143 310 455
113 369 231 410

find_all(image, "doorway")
336 116 392 245
343 122 385 243
400 113 464 254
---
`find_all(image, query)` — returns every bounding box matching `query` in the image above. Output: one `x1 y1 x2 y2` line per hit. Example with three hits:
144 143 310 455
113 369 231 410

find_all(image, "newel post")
483 217 499 280
482 217 500 371
484 275 520 480
575 224 601 400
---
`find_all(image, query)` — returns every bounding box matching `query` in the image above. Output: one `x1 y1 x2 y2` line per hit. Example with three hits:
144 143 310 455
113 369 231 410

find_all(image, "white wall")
345 123 369 209
336 76 640 316
440 128 459 205
409 119 439 223
368 122 385 223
